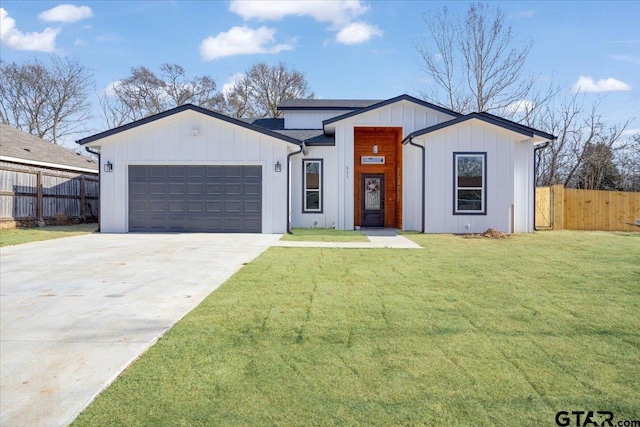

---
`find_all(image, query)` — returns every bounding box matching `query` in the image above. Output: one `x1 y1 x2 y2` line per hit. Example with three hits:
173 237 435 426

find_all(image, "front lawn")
280 227 369 242
73 231 639 426
0 223 98 247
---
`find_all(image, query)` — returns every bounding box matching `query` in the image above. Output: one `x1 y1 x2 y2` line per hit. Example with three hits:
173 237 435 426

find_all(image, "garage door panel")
244 200 261 213
187 167 205 178
224 166 243 179
206 167 223 178
129 165 261 233
206 201 223 213
224 183 242 195
243 167 261 179
167 167 185 178
244 183 261 196
150 167 167 178
206 183 223 195
242 218 261 231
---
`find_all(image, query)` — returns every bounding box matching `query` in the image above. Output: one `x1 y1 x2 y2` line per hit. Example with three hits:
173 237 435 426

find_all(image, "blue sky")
1 0 639 141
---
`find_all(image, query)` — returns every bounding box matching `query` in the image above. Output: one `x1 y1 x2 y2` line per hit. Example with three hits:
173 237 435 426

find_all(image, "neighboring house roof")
76 104 303 146
0 123 98 173
323 94 462 127
278 99 382 111
251 118 335 145
409 112 556 141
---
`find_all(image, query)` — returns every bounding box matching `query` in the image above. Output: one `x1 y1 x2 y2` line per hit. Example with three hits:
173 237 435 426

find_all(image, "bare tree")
223 62 314 118
100 64 224 128
618 133 640 192
533 93 633 188
416 3 547 115
0 57 93 143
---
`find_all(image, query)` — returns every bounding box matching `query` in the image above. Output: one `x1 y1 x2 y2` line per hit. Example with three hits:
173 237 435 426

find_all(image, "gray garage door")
129 165 262 233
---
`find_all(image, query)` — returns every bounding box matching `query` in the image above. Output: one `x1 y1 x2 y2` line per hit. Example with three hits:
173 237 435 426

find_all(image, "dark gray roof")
77 104 302 146
410 112 556 140
271 130 335 145
323 94 461 126
249 119 334 145
278 99 382 110
0 124 98 172
251 118 285 130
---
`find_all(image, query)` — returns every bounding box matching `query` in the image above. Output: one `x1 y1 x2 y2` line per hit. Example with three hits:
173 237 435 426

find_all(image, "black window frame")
453 152 487 215
302 159 323 214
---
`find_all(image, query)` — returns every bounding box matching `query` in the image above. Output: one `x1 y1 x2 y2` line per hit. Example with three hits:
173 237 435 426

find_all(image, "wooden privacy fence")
535 185 640 232
0 162 98 225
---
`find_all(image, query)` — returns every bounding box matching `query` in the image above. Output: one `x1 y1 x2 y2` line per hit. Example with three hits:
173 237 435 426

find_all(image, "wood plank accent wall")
536 185 640 232
354 127 403 228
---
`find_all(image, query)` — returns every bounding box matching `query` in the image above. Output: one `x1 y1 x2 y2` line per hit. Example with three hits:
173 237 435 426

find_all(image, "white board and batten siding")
283 111 353 130
414 119 536 234
91 110 294 233
329 100 458 231
290 146 338 228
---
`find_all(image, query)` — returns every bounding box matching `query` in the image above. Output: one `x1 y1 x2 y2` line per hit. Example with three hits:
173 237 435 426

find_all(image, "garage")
128 165 262 233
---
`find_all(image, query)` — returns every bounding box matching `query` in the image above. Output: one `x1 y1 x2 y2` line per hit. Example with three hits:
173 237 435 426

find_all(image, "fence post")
80 177 86 219
36 171 44 226
552 184 564 230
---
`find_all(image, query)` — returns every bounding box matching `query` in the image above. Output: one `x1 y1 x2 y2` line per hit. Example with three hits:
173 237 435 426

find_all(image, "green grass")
0 223 98 247
73 231 640 426
280 227 369 242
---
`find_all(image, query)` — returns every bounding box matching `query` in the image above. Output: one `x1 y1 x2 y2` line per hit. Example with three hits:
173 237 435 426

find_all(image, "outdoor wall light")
373 144 378 154
275 161 282 172
104 161 113 172
191 129 199 136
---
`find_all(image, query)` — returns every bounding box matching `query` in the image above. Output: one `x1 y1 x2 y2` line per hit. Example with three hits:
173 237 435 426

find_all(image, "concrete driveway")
0 232 280 427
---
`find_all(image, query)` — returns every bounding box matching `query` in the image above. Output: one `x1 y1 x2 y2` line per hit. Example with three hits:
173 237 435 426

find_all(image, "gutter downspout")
84 146 101 232
533 141 550 231
402 134 425 233
286 142 306 234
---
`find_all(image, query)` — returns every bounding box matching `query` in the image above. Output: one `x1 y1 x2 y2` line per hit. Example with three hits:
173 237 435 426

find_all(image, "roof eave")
76 104 303 146
322 94 461 129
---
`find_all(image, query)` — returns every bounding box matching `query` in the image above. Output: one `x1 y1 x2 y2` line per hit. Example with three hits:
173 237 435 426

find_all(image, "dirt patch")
463 228 509 239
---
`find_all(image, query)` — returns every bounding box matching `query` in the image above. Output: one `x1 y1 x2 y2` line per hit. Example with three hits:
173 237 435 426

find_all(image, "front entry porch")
354 127 403 228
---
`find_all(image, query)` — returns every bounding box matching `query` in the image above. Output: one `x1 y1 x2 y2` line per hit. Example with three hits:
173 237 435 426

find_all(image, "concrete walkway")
273 228 422 249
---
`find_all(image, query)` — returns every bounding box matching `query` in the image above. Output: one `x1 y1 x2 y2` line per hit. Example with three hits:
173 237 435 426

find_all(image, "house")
0 124 99 228
76 94 555 234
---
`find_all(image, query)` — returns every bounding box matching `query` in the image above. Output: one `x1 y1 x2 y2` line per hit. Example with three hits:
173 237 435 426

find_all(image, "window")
454 152 486 214
303 159 322 213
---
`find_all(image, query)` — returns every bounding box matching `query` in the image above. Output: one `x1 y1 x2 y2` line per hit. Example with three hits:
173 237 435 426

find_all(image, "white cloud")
335 21 382 45
103 80 122 97
0 8 59 52
572 76 632 93
38 4 93 23
229 0 380 45
74 38 86 46
199 26 293 61
229 0 368 27
221 73 245 95
505 99 536 115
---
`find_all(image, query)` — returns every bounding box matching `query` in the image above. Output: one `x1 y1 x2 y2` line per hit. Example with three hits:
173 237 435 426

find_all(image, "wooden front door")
361 174 385 227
